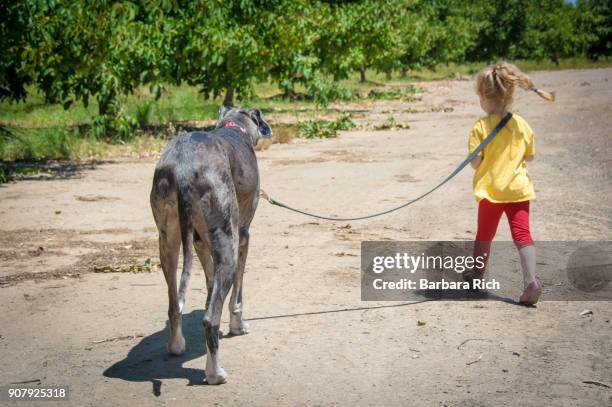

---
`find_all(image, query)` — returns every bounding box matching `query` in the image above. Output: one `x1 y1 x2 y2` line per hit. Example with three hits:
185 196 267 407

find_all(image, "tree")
0 0 39 101
468 0 529 61
169 0 274 107
257 1 323 98
7 1 171 138
402 0 485 70
577 0 612 60
520 0 585 65
318 0 406 83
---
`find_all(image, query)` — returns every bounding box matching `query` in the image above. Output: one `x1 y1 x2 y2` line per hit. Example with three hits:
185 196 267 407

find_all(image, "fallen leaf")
466 354 483 365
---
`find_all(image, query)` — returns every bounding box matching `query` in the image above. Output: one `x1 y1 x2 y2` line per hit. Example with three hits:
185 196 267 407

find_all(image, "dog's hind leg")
229 226 250 335
202 202 239 385
157 216 186 356
151 168 186 356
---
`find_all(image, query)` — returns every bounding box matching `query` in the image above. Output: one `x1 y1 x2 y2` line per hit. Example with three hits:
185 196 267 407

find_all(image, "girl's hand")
525 155 534 162
470 156 482 169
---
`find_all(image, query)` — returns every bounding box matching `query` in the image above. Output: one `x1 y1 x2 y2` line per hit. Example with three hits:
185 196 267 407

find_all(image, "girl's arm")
470 156 482 169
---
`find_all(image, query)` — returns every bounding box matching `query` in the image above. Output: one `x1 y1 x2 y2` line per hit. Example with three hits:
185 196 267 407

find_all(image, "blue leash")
260 112 513 221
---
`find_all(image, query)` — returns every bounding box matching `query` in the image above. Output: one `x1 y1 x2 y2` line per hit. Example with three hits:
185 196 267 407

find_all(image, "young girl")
463 61 553 305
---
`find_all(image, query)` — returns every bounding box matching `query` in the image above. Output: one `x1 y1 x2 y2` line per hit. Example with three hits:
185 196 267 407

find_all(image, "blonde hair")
476 61 554 111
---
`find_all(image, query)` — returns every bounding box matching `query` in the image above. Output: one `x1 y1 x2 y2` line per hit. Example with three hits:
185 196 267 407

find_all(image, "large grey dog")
150 106 271 384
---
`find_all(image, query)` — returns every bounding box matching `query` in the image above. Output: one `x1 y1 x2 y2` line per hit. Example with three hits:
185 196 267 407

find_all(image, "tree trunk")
44 93 59 105
223 87 235 107
552 55 560 67
385 70 392 80
98 90 116 116
359 68 366 83
282 83 294 99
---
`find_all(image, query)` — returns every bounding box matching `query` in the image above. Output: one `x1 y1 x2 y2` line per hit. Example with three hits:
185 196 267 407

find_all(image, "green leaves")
1 0 610 142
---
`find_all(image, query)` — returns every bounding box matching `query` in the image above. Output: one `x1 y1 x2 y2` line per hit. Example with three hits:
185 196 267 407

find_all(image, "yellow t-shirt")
468 113 535 203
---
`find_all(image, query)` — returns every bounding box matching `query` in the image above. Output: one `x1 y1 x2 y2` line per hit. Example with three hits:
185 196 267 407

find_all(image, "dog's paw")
229 325 250 336
205 367 228 385
166 335 186 356
229 317 250 336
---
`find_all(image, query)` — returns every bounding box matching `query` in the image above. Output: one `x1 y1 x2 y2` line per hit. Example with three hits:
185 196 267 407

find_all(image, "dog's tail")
176 174 193 312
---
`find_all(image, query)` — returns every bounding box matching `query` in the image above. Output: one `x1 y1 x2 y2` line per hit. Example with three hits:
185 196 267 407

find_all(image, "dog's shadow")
103 310 210 396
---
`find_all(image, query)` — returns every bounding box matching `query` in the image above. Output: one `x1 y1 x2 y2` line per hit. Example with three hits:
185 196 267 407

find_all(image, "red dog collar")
224 121 246 133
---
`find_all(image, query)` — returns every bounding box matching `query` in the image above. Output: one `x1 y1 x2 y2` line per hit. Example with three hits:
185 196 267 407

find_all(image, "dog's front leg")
203 218 238 385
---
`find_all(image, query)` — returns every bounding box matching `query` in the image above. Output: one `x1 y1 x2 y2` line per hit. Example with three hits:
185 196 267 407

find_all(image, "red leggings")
473 199 534 272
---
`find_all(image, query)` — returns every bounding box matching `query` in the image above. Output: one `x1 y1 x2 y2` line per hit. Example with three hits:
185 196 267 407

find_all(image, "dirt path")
1 69 611 406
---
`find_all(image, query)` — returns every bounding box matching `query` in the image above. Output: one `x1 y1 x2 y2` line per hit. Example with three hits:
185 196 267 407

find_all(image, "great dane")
150 106 272 384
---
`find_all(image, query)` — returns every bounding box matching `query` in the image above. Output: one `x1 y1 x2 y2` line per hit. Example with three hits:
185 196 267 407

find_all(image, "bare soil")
0 69 611 406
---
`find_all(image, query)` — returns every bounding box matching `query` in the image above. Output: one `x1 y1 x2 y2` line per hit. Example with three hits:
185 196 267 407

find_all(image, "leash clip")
260 189 272 203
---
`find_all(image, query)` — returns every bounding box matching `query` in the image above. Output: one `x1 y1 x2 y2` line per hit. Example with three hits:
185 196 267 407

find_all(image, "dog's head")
217 106 272 146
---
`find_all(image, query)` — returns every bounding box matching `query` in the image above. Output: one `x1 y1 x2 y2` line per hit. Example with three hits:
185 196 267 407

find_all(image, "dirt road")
1 69 611 406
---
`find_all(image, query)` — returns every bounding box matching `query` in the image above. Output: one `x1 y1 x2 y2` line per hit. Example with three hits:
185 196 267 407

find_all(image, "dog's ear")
250 109 272 139
218 105 230 121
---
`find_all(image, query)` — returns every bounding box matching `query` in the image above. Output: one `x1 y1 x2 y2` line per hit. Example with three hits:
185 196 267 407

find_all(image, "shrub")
298 114 355 139
366 85 421 101
135 101 153 128
374 116 410 130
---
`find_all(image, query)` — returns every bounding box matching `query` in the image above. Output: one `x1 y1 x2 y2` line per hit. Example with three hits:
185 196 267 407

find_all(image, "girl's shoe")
519 280 542 305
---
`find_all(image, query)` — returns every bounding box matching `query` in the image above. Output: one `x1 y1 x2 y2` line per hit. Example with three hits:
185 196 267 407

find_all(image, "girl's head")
475 61 553 114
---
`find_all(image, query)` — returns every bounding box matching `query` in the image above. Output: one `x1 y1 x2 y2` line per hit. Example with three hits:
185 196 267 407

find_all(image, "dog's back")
152 130 258 204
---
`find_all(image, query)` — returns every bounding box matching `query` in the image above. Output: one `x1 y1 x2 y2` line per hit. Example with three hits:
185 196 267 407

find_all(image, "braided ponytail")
476 61 555 110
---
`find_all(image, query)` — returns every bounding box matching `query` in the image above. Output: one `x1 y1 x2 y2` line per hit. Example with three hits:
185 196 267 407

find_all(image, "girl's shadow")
103 310 209 396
